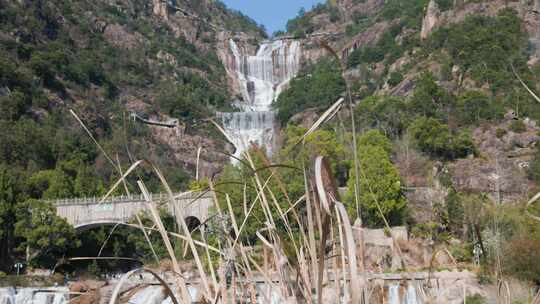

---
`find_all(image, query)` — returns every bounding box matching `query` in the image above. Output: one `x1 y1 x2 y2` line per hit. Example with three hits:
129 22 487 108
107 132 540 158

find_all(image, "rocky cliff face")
419 0 540 63
0 0 267 185
450 120 539 203
421 0 440 39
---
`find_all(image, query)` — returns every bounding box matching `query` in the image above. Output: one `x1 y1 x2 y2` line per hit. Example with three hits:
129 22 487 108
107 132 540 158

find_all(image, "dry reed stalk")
526 192 540 221
225 193 259 303
70 109 117 171
196 146 202 181
151 164 216 300
200 227 218 289
302 159 319 299
108 268 180 304
134 213 160 265
137 180 192 302
335 202 363 304
331 219 341 298
512 64 540 103
97 223 122 257
108 222 222 254
209 118 236 147
335 210 349 301
319 40 362 222
295 98 344 147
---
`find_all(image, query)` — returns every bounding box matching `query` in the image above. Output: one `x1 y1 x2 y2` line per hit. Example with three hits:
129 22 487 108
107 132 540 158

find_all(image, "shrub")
355 95 408 138
388 71 403 87
346 134 407 227
509 120 527 133
408 72 454 120
274 59 345 124
465 294 487 304
408 117 476 160
495 128 507 139
455 91 503 125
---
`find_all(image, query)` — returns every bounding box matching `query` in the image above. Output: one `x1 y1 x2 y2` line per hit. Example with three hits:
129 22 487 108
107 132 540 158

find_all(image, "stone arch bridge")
53 192 214 231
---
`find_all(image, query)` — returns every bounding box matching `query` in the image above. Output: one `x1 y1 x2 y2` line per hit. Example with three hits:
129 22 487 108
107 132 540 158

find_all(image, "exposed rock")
157 50 177 66
335 0 385 20
341 21 392 59
449 123 539 203
152 0 168 20
69 280 106 304
103 24 141 50
150 121 231 179
421 0 441 39
289 109 319 128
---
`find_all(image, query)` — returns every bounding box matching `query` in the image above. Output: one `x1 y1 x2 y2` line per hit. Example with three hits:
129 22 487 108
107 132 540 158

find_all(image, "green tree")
280 125 347 181
355 95 408 138
454 91 503 125
0 164 24 270
357 129 392 154
274 59 346 124
73 165 105 197
346 132 406 227
27 170 74 199
408 117 476 160
408 72 454 120
15 199 80 268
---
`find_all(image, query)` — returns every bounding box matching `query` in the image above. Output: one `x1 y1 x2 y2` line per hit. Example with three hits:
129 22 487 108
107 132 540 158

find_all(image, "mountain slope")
0 0 264 269
274 0 540 216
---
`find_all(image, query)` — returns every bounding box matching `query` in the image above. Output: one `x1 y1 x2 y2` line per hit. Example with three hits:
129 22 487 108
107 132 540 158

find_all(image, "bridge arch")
184 216 201 232
74 221 126 232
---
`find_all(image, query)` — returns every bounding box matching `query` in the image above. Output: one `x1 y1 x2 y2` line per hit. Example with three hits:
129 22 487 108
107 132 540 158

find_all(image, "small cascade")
128 285 199 304
0 288 68 304
387 283 422 304
388 284 400 304
223 39 301 160
404 283 421 304
128 286 167 304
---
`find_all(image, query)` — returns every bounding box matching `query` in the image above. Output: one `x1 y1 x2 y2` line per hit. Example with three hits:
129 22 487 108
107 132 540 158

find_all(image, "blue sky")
221 0 325 34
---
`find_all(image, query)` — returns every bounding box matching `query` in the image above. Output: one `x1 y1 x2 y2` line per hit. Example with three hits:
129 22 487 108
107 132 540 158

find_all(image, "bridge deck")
53 192 215 229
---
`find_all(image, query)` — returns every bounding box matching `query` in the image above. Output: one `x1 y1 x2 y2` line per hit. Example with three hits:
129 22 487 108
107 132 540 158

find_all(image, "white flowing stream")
387 283 423 304
220 39 301 160
0 282 423 303
0 287 68 304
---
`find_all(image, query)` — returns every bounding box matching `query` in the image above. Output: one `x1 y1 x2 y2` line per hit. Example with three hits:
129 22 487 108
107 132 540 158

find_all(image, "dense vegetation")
0 0 264 272
2 0 540 290
273 59 346 124
274 1 540 286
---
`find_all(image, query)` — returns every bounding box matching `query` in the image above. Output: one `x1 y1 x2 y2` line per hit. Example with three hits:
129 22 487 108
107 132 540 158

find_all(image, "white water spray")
0 288 68 304
221 39 301 160
387 283 423 304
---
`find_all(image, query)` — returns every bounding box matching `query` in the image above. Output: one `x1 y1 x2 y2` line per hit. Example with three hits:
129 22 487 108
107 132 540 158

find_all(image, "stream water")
220 39 301 160
0 287 68 304
0 282 423 303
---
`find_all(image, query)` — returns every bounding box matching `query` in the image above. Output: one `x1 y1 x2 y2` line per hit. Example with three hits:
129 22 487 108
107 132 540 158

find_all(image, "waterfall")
0 288 68 304
223 39 301 160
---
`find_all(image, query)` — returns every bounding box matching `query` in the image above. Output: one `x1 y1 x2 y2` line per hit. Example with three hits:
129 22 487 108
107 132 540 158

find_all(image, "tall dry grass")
67 40 440 303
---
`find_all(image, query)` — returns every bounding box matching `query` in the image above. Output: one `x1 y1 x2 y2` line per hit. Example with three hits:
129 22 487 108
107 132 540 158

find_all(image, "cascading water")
0 288 68 304
221 39 301 160
388 284 400 304
387 283 422 304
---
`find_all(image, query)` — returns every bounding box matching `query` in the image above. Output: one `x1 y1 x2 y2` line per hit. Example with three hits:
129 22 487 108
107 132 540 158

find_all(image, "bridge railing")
50 192 210 206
